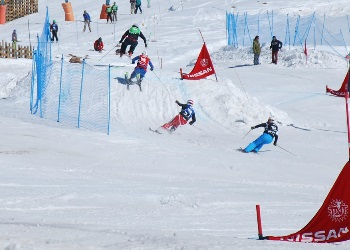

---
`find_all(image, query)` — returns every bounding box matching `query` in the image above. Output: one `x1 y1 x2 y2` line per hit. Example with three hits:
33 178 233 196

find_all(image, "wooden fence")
3 0 38 22
0 40 34 59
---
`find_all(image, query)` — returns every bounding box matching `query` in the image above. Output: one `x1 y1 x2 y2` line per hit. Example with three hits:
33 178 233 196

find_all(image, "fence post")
78 59 86 128
108 65 111 135
57 54 64 122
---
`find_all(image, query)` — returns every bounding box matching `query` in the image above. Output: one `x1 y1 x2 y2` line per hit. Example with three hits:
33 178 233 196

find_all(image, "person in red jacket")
94 37 104 52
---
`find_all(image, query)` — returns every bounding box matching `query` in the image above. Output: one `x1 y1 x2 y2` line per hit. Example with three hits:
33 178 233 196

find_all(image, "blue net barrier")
226 11 350 58
31 8 111 134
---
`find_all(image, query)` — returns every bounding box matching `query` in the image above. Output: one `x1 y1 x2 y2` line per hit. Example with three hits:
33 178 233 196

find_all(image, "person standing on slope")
50 20 59 42
161 100 196 133
270 36 282 64
118 23 147 57
134 0 142 14
243 117 278 153
128 51 154 83
83 10 91 32
253 35 261 65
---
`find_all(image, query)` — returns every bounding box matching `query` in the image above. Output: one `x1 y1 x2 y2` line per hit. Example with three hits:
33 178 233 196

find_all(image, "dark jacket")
253 122 278 144
270 38 282 52
119 27 147 44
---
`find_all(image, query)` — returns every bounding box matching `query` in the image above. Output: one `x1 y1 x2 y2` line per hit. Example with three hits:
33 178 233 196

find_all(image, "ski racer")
128 51 154 83
161 100 196 133
118 23 147 57
243 117 278 153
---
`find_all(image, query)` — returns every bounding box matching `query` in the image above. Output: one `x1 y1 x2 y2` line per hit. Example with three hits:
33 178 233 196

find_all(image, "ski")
236 147 246 153
149 127 162 134
124 72 142 91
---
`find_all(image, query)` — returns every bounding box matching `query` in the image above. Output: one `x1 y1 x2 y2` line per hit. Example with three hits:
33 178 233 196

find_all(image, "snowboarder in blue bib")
161 100 196 133
244 117 278 153
118 23 147 57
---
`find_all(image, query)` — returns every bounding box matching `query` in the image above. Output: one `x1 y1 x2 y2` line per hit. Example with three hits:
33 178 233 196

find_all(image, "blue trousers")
244 133 273 153
131 67 146 79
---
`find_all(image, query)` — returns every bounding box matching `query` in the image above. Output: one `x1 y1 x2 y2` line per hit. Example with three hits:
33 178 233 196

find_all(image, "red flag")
181 43 216 80
268 161 350 243
326 72 349 97
304 40 308 57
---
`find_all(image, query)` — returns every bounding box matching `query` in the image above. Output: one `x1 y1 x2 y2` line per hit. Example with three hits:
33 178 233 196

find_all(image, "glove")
189 121 194 125
145 43 148 48
132 61 135 64
150 68 154 71
274 141 277 146
251 126 255 130
175 100 179 104
118 40 123 44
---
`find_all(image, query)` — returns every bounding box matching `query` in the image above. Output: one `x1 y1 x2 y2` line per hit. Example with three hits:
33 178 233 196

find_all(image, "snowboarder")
12 29 17 50
135 0 142 14
83 10 91 32
161 100 196 133
243 117 278 153
130 0 136 14
50 20 59 42
127 51 154 83
270 36 282 64
94 37 104 52
111 2 118 22
253 35 261 65
118 23 147 57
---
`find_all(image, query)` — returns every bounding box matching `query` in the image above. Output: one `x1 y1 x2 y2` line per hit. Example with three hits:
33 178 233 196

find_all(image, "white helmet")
187 100 194 106
142 51 147 56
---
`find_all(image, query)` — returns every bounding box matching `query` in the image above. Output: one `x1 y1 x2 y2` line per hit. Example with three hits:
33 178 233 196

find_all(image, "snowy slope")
0 0 350 249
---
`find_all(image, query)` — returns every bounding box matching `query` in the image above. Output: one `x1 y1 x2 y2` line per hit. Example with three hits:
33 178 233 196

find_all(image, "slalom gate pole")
277 144 297 156
256 205 264 240
242 129 251 139
99 46 116 61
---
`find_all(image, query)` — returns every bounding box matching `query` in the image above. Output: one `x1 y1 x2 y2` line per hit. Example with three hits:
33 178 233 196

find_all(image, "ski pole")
99 46 117 61
243 129 252 139
276 144 297 156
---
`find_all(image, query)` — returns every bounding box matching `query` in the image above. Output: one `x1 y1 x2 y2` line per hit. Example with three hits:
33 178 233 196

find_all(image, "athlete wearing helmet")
161 100 196 133
118 23 147 57
128 51 154 83
243 117 279 153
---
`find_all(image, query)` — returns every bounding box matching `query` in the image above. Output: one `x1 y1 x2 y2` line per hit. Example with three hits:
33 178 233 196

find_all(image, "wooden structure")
0 40 34 59
3 0 38 22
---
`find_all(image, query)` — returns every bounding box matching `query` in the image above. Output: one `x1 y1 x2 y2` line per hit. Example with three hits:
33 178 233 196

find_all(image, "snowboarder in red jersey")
161 100 196 133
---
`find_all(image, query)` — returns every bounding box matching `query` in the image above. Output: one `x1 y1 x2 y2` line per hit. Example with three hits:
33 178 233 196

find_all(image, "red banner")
268 161 350 243
326 72 349 97
181 43 216 80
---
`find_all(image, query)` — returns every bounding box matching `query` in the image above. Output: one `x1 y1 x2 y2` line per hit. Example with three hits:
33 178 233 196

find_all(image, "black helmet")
98 37 102 41
132 23 139 28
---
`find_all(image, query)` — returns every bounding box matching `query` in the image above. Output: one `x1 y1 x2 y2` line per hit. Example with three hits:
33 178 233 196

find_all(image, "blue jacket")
83 12 91 21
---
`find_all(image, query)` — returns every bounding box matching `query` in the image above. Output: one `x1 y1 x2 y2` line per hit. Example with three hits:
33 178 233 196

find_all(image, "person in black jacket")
117 23 147 57
243 117 278 153
270 36 282 64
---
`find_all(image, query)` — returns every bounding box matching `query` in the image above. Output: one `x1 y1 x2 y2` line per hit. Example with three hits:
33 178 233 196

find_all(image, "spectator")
270 36 282 64
130 0 136 14
50 20 59 42
111 2 118 22
12 29 17 50
83 10 91 32
106 5 113 23
135 0 142 14
94 37 104 52
253 35 261 65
